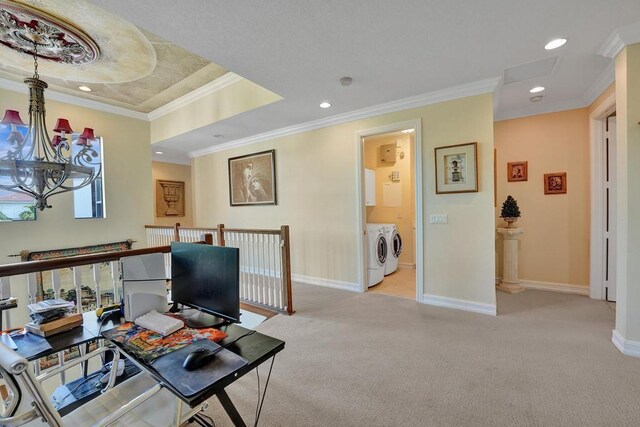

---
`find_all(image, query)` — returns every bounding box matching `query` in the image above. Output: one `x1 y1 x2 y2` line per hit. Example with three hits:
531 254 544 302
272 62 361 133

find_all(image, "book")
27 298 74 314
25 320 83 337
25 313 83 337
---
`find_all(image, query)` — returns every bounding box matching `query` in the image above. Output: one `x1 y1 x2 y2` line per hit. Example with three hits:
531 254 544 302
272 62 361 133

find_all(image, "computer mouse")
182 347 218 370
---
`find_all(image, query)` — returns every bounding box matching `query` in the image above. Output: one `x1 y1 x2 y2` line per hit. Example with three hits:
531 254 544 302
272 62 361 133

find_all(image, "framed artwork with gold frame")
507 161 528 182
544 172 567 194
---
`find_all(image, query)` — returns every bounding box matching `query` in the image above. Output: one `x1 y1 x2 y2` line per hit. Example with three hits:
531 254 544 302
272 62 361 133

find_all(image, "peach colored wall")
364 133 416 267
152 161 193 227
494 109 590 288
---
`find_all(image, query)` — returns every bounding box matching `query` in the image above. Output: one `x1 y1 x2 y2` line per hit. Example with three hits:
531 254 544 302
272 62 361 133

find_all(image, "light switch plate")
429 214 448 224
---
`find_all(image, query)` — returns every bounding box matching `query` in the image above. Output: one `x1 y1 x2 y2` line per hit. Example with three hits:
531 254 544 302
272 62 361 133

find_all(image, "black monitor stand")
171 303 226 328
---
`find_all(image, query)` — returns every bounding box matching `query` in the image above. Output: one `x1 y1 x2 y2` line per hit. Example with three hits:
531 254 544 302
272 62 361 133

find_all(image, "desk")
16 311 284 426
104 322 284 426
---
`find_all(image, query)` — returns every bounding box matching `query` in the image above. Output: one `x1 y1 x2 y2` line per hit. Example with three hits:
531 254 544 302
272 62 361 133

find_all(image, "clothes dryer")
382 224 402 275
366 224 387 287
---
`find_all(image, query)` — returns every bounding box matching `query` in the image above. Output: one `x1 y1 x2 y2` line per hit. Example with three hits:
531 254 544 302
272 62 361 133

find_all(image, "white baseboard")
519 280 589 296
398 263 416 270
612 330 640 358
422 294 497 316
292 274 360 292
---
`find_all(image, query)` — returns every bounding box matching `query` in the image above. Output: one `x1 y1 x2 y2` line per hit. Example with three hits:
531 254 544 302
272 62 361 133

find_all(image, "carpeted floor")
202 283 640 426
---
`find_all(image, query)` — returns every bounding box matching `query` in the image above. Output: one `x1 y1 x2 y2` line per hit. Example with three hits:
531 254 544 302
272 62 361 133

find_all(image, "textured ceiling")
88 0 640 160
0 0 228 113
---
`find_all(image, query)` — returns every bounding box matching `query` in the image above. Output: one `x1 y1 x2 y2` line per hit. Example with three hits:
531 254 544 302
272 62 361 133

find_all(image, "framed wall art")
155 180 185 217
507 161 528 182
228 149 277 206
434 142 478 194
544 172 567 194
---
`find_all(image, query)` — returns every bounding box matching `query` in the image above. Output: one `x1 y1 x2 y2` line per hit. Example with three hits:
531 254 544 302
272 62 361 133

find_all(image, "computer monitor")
170 242 240 327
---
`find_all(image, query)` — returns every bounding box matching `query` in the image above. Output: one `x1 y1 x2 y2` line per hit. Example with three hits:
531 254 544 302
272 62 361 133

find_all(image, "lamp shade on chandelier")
0 47 101 211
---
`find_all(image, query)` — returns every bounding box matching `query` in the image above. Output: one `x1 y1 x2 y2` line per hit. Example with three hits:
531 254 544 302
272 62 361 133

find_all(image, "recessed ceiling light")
545 38 567 50
155 151 164 155
78 85 92 92
401 129 414 134
319 102 331 109
530 86 545 93
530 95 544 102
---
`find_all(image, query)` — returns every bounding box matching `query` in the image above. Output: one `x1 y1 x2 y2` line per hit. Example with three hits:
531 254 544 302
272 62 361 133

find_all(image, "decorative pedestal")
497 227 525 294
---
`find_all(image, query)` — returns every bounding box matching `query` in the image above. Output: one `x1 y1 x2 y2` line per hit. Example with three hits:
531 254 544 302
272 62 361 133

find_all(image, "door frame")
589 93 616 299
355 119 424 301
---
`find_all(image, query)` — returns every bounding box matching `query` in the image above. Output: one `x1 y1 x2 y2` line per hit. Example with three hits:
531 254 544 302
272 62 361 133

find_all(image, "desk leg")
216 389 246 427
80 343 90 377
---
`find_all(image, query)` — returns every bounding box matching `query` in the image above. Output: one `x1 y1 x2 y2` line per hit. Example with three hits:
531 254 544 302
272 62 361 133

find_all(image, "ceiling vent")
503 56 558 85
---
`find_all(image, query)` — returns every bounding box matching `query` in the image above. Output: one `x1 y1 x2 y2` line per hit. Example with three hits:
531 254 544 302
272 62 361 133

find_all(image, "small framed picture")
434 142 478 194
507 161 528 182
544 172 567 194
228 149 277 206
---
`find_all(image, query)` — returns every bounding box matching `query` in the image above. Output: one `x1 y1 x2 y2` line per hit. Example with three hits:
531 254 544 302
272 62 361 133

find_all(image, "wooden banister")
0 246 171 278
222 228 281 235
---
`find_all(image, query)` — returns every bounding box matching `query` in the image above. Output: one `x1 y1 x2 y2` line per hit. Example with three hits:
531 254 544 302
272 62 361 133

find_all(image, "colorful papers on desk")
102 323 227 362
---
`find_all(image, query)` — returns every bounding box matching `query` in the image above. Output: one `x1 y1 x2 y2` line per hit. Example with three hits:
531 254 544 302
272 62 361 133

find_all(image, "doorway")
356 120 423 301
589 93 617 303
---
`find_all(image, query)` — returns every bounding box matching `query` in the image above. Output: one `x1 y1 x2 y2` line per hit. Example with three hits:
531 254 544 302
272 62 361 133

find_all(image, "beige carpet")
203 284 640 426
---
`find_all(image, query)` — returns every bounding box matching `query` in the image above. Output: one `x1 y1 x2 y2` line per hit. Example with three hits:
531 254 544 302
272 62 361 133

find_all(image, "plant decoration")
500 195 521 227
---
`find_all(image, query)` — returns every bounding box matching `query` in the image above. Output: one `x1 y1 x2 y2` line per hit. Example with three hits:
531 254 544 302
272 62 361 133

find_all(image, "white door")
604 116 617 301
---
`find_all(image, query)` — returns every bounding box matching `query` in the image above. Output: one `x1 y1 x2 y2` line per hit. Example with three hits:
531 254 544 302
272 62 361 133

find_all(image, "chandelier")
0 45 100 211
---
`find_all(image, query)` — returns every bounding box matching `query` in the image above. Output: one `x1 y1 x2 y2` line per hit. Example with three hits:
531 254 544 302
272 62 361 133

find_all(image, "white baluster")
110 261 119 303
0 276 11 328
73 267 82 313
92 263 101 309
51 270 61 299
27 273 37 304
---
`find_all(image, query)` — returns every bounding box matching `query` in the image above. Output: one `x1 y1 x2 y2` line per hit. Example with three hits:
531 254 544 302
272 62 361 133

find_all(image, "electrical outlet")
429 214 448 224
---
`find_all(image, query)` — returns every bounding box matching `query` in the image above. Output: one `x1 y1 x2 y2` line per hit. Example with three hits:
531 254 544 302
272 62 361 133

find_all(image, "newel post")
173 222 181 242
280 225 293 315
217 224 226 247
203 233 214 245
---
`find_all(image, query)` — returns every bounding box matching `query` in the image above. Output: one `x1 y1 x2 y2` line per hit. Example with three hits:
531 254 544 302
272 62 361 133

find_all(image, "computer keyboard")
134 310 184 336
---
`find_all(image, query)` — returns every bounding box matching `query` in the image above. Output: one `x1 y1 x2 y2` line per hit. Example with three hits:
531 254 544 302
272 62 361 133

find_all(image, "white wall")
193 93 496 310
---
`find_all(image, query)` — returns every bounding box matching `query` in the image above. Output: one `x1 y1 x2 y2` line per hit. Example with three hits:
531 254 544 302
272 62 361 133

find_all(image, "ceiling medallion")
0 1 99 64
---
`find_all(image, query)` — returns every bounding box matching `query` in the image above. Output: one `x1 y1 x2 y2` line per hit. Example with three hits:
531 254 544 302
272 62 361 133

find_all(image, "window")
0 124 35 221
73 135 106 219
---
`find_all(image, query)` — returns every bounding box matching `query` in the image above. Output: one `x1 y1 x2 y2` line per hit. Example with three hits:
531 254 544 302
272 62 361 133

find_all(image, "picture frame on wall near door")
434 142 478 194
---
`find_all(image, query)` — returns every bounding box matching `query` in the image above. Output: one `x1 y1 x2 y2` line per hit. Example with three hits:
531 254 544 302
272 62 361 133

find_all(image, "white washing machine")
382 224 402 275
366 224 387 287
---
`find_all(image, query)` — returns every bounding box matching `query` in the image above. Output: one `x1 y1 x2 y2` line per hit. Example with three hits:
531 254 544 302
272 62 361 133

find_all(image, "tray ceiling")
0 0 228 113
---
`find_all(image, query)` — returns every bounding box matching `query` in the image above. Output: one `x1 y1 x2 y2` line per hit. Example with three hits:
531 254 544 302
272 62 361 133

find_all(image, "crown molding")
0 77 148 120
0 72 245 123
582 61 615 106
189 76 501 158
494 98 588 122
597 22 640 59
147 72 244 121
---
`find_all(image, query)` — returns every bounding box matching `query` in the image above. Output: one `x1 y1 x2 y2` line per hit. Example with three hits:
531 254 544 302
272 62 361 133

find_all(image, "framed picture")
228 149 277 206
434 142 478 194
544 172 567 194
155 180 185 217
507 161 528 182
